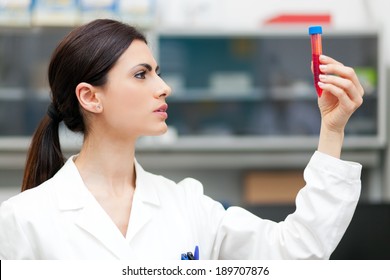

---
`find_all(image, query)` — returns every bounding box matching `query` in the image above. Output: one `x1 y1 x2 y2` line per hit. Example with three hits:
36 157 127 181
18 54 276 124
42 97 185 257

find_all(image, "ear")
75 82 103 114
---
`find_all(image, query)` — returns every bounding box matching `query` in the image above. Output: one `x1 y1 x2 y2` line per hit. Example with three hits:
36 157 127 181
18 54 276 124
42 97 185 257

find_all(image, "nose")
155 76 172 99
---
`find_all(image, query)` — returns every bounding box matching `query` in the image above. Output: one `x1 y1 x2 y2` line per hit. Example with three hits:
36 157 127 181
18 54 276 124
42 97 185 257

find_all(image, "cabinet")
0 26 387 204
154 29 383 144
0 27 72 135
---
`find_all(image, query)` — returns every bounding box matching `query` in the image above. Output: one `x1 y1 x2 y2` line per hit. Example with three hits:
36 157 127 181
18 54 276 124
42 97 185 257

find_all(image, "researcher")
0 19 364 260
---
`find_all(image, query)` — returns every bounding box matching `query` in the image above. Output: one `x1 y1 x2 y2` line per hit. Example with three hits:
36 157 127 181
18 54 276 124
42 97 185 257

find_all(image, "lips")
153 104 168 119
154 104 168 113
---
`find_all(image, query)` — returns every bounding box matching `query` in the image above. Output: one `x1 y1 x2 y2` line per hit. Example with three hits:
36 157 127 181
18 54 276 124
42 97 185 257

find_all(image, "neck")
74 133 137 196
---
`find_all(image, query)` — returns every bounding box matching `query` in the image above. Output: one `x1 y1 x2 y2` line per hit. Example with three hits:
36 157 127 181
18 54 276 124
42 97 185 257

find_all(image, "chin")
149 125 169 136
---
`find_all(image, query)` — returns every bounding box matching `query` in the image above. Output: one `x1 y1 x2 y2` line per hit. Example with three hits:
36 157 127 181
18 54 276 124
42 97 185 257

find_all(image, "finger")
318 82 363 111
312 55 342 74
319 64 364 97
319 74 363 103
319 55 344 67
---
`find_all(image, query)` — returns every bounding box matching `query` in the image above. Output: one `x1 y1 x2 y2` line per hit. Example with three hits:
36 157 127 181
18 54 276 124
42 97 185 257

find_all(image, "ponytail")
21 109 65 191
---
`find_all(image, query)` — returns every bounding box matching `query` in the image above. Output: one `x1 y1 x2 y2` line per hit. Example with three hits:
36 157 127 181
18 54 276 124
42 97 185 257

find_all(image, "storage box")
243 170 305 204
0 0 32 26
31 0 79 26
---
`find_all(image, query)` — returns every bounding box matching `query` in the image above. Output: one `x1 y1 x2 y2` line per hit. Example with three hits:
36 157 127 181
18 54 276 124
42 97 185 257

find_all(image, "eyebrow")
134 63 160 73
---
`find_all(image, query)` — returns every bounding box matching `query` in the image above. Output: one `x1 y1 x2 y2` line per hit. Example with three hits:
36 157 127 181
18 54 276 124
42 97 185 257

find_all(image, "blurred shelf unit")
152 28 385 150
0 26 386 170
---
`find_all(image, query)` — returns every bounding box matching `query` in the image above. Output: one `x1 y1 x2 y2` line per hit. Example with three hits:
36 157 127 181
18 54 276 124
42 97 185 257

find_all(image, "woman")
0 19 363 259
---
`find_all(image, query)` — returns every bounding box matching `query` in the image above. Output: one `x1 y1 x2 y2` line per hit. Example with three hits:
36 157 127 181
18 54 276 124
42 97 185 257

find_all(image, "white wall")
157 0 390 65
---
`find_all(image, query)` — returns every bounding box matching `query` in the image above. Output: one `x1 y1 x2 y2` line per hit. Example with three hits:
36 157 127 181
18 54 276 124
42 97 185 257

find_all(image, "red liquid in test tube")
309 26 323 97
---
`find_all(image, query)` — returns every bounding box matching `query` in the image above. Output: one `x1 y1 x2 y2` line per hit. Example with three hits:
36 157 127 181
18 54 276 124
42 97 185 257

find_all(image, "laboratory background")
0 0 389 259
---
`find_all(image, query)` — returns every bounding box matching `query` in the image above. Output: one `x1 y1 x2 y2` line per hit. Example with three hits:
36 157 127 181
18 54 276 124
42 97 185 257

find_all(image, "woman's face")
97 40 171 139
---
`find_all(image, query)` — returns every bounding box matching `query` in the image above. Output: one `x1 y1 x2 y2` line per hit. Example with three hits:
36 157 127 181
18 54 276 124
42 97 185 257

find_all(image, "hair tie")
47 103 63 123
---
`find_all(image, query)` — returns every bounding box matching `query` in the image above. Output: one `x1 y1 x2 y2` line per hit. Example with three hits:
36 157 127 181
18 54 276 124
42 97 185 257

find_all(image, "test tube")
309 26 323 97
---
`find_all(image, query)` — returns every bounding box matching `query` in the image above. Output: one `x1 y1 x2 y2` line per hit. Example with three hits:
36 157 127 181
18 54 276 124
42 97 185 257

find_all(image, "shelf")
0 88 25 101
168 87 321 102
0 136 384 171
168 89 378 103
0 133 385 153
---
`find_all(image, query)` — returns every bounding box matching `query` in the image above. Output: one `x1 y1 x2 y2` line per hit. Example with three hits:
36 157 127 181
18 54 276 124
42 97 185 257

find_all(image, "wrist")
318 124 345 159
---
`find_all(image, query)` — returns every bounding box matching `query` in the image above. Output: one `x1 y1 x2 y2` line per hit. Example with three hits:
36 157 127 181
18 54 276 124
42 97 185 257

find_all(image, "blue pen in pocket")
181 246 199 260
194 246 199 260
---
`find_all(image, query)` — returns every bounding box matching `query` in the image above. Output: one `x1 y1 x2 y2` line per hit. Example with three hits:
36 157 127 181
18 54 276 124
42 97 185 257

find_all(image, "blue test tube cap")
308 26 322 35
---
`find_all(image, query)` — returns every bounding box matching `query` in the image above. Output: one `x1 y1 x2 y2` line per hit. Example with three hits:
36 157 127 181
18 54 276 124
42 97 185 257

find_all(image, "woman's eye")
135 71 146 79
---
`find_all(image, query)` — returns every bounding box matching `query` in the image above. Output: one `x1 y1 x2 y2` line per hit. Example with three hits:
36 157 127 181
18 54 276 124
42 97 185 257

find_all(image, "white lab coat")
0 151 361 260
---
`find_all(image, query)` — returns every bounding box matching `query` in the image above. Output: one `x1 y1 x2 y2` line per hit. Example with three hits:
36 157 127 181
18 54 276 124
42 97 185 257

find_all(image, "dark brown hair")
22 19 146 191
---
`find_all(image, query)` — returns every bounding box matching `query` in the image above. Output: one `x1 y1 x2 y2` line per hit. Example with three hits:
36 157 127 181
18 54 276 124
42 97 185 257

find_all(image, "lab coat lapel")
125 160 160 242
54 156 134 259
75 198 134 259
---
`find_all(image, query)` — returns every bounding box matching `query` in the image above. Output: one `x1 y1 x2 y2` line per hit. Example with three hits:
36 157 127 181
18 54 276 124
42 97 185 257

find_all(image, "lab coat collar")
134 158 161 207
54 156 161 209
53 156 161 259
54 156 88 211
125 158 161 241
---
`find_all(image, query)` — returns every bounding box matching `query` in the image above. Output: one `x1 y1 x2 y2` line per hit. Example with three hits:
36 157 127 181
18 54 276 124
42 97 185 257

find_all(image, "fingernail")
320 55 328 60
319 74 326 81
318 81 325 88
319 65 327 71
